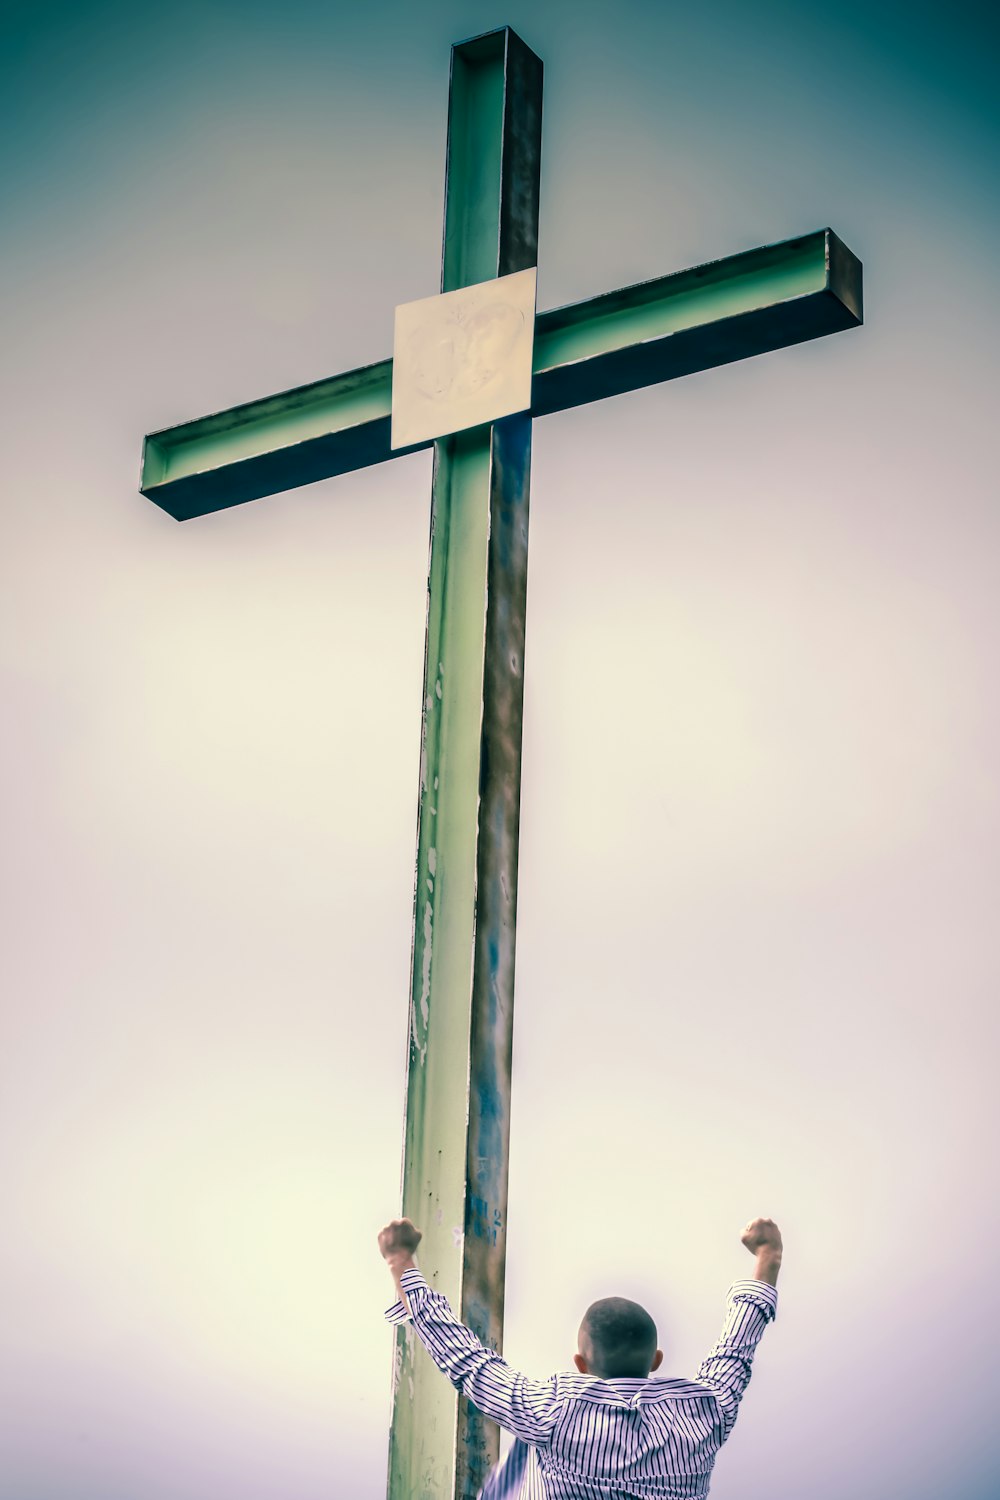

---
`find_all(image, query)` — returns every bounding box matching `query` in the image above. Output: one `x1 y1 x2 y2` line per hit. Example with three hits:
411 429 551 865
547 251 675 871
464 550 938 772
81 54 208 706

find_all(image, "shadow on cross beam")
140 227 861 522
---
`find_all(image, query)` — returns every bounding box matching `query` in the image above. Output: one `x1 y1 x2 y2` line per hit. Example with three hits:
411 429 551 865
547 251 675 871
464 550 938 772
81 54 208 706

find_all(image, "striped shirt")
480 1436 546 1499
385 1271 777 1499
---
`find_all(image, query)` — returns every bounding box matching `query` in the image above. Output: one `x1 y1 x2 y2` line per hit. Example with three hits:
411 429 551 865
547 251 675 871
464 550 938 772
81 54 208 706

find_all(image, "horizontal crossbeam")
141 228 861 521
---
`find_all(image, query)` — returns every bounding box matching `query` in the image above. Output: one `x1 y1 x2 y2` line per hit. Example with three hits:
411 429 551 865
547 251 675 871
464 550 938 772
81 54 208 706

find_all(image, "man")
379 1214 782 1499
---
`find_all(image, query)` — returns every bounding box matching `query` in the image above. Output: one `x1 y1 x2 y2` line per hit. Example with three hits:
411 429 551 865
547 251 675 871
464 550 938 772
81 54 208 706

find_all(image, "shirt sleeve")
384 1268 559 1446
693 1278 777 1439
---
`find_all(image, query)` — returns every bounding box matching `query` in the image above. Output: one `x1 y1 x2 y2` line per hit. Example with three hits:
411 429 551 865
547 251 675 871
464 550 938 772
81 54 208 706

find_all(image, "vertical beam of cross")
387 29 543 1500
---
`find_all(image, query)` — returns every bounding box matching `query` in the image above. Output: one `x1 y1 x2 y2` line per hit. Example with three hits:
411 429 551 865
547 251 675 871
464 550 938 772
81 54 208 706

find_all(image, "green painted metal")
531 228 861 418
388 413 533 1499
140 230 859 523
391 426 493 1500
458 410 532 1496
534 234 827 370
441 38 504 290
388 28 542 1500
142 361 393 488
140 359 397 519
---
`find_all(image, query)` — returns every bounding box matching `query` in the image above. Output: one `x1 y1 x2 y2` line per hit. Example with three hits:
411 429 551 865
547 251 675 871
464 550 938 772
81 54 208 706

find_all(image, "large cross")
140 26 862 1500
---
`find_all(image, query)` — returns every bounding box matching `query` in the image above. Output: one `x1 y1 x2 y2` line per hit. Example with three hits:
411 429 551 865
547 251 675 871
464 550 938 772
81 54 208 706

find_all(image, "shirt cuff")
728 1278 778 1321
383 1268 431 1326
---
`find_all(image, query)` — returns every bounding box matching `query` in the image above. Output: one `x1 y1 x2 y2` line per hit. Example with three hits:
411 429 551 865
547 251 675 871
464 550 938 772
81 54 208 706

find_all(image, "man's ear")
573 1353 589 1374
650 1349 664 1373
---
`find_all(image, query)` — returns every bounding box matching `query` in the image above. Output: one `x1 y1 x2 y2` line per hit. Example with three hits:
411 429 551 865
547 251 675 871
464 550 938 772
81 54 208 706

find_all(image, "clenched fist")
379 1217 423 1263
740 1217 782 1256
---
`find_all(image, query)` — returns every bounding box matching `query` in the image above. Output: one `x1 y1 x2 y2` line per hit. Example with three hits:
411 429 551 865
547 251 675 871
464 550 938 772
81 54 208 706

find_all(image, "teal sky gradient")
2 3 998 1497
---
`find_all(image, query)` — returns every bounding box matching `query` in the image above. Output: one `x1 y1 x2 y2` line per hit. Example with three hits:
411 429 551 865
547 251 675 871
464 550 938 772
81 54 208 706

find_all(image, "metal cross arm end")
140 358 409 522
139 227 861 522
531 226 861 417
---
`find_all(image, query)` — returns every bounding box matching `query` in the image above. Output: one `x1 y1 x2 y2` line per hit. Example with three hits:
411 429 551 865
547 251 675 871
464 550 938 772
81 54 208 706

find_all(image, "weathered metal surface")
439 27 541 291
440 32 503 291
140 230 861 523
141 358 395 520
390 425 494 1500
497 32 543 280
458 410 532 1498
531 228 862 417
388 27 543 1500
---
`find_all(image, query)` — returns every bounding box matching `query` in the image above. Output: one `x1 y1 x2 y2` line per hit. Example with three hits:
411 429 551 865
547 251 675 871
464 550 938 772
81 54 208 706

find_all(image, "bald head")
577 1296 659 1379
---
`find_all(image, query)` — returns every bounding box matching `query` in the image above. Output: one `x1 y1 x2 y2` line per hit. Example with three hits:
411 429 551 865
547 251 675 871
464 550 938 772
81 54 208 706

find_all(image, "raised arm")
693 1217 781 1438
378 1216 422 1310
740 1216 782 1287
378 1219 559 1447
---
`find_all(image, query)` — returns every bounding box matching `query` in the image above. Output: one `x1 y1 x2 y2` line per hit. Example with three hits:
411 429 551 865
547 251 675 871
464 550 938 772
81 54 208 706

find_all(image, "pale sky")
2 2 998 1497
